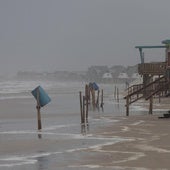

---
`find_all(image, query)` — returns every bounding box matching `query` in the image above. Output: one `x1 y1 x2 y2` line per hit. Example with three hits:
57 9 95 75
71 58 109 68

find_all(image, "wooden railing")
145 80 169 100
138 62 166 75
124 76 168 105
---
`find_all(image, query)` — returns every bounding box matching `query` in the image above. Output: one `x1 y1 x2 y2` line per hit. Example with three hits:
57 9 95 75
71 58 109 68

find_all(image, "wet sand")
74 115 170 170
0 97 170 169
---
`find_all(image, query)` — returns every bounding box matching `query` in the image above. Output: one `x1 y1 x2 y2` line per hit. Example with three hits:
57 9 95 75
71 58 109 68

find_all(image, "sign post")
36 88 42 130
31 86 51 130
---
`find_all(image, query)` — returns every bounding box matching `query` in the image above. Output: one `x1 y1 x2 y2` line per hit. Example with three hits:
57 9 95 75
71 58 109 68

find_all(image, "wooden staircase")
124 76 169 105
124 75 169 116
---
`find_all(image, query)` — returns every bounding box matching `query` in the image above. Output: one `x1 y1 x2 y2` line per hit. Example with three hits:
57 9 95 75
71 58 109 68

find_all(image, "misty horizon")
0 0 169 75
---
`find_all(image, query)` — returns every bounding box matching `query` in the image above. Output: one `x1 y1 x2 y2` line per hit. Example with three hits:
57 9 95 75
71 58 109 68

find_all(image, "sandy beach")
76 115 170 170
0 96 170 170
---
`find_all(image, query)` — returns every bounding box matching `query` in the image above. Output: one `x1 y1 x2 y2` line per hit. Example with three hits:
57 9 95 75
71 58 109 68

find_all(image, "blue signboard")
31 86 51 107
89 82 99 91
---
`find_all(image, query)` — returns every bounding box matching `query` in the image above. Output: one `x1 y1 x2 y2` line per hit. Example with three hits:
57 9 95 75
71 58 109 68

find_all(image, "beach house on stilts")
124 40 170 116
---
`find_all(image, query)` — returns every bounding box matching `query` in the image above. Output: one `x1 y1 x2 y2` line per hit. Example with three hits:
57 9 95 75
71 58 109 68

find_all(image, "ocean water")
0 78 126 114
0 78 145 170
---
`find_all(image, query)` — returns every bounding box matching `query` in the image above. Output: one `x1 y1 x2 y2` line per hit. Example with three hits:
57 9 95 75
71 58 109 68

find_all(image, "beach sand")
0 97 170 170
77 115 170 170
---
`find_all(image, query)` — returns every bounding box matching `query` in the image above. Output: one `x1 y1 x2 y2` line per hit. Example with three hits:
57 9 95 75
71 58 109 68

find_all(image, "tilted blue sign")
31 86 51 107
89 82 99 91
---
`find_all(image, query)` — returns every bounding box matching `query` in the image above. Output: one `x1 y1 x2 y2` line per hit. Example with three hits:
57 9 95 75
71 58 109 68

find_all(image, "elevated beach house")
124 40 170 116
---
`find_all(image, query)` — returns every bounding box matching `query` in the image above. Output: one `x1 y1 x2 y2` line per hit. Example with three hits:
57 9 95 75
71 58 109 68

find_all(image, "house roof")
118 73 129 79
102 73 113 79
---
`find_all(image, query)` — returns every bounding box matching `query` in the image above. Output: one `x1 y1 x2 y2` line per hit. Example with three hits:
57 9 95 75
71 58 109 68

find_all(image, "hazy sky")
0 0 170 74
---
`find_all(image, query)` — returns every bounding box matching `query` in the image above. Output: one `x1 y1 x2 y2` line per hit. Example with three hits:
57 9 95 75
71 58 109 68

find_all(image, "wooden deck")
138 62 166 75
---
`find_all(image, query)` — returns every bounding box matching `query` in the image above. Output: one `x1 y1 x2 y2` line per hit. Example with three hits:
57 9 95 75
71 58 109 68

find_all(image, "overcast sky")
0 0 170 75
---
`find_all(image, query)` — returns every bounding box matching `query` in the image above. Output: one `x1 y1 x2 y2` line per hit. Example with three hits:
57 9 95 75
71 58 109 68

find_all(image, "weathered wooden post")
36 88 42 130
84 85 89 124
114 86 117 100
82 96 86 124
88 85 91 103
126 96 129 116
79 91 83 124
96 90 100 108
80 93 87 134
100 89 104 108
91 89 95 110
149 96 153 114
117 87 119 103
158 75 161 103
85 95 88 125
85 84 89 102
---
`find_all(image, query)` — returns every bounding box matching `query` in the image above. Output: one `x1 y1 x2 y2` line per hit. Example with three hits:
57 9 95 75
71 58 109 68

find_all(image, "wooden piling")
149 96 153 114
79 91 83 124
36 88 42 130
117 87 119 102
158 75 161 103
114 86 116 100
96 90 100 107
85 95 88 124
85 98 89 124
126 96 129 116
100 89 104 108
91 89 95 109
85 84 88 100
82 96 85 124
88 85 91 103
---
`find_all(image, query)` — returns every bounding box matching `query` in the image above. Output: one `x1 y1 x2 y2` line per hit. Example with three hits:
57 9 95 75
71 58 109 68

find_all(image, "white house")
102 72 113 79
118 73 129 79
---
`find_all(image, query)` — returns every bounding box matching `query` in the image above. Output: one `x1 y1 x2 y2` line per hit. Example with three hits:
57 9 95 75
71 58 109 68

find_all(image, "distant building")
102 72 113 79
102 72 113 83
118 73 129 79
110 65 126 79
86 65 109 82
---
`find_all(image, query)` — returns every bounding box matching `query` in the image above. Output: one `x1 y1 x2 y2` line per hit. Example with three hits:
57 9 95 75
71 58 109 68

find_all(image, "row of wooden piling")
79 84 104 126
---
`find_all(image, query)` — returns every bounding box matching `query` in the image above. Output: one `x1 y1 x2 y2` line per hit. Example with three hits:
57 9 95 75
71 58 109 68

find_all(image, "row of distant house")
86 65 140 83
102 72 140 79
17 65 140 83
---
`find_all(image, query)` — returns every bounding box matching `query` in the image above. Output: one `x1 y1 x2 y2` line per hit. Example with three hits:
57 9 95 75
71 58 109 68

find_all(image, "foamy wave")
0 131 133 167
0 80 83 99
69 165 150 170
131 105 148 111
0 95 31 100
43 123 78 131
0 151 62 167
0 130 91 140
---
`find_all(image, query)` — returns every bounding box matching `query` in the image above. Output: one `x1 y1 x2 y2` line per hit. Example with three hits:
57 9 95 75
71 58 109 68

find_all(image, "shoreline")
71 114 170 169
